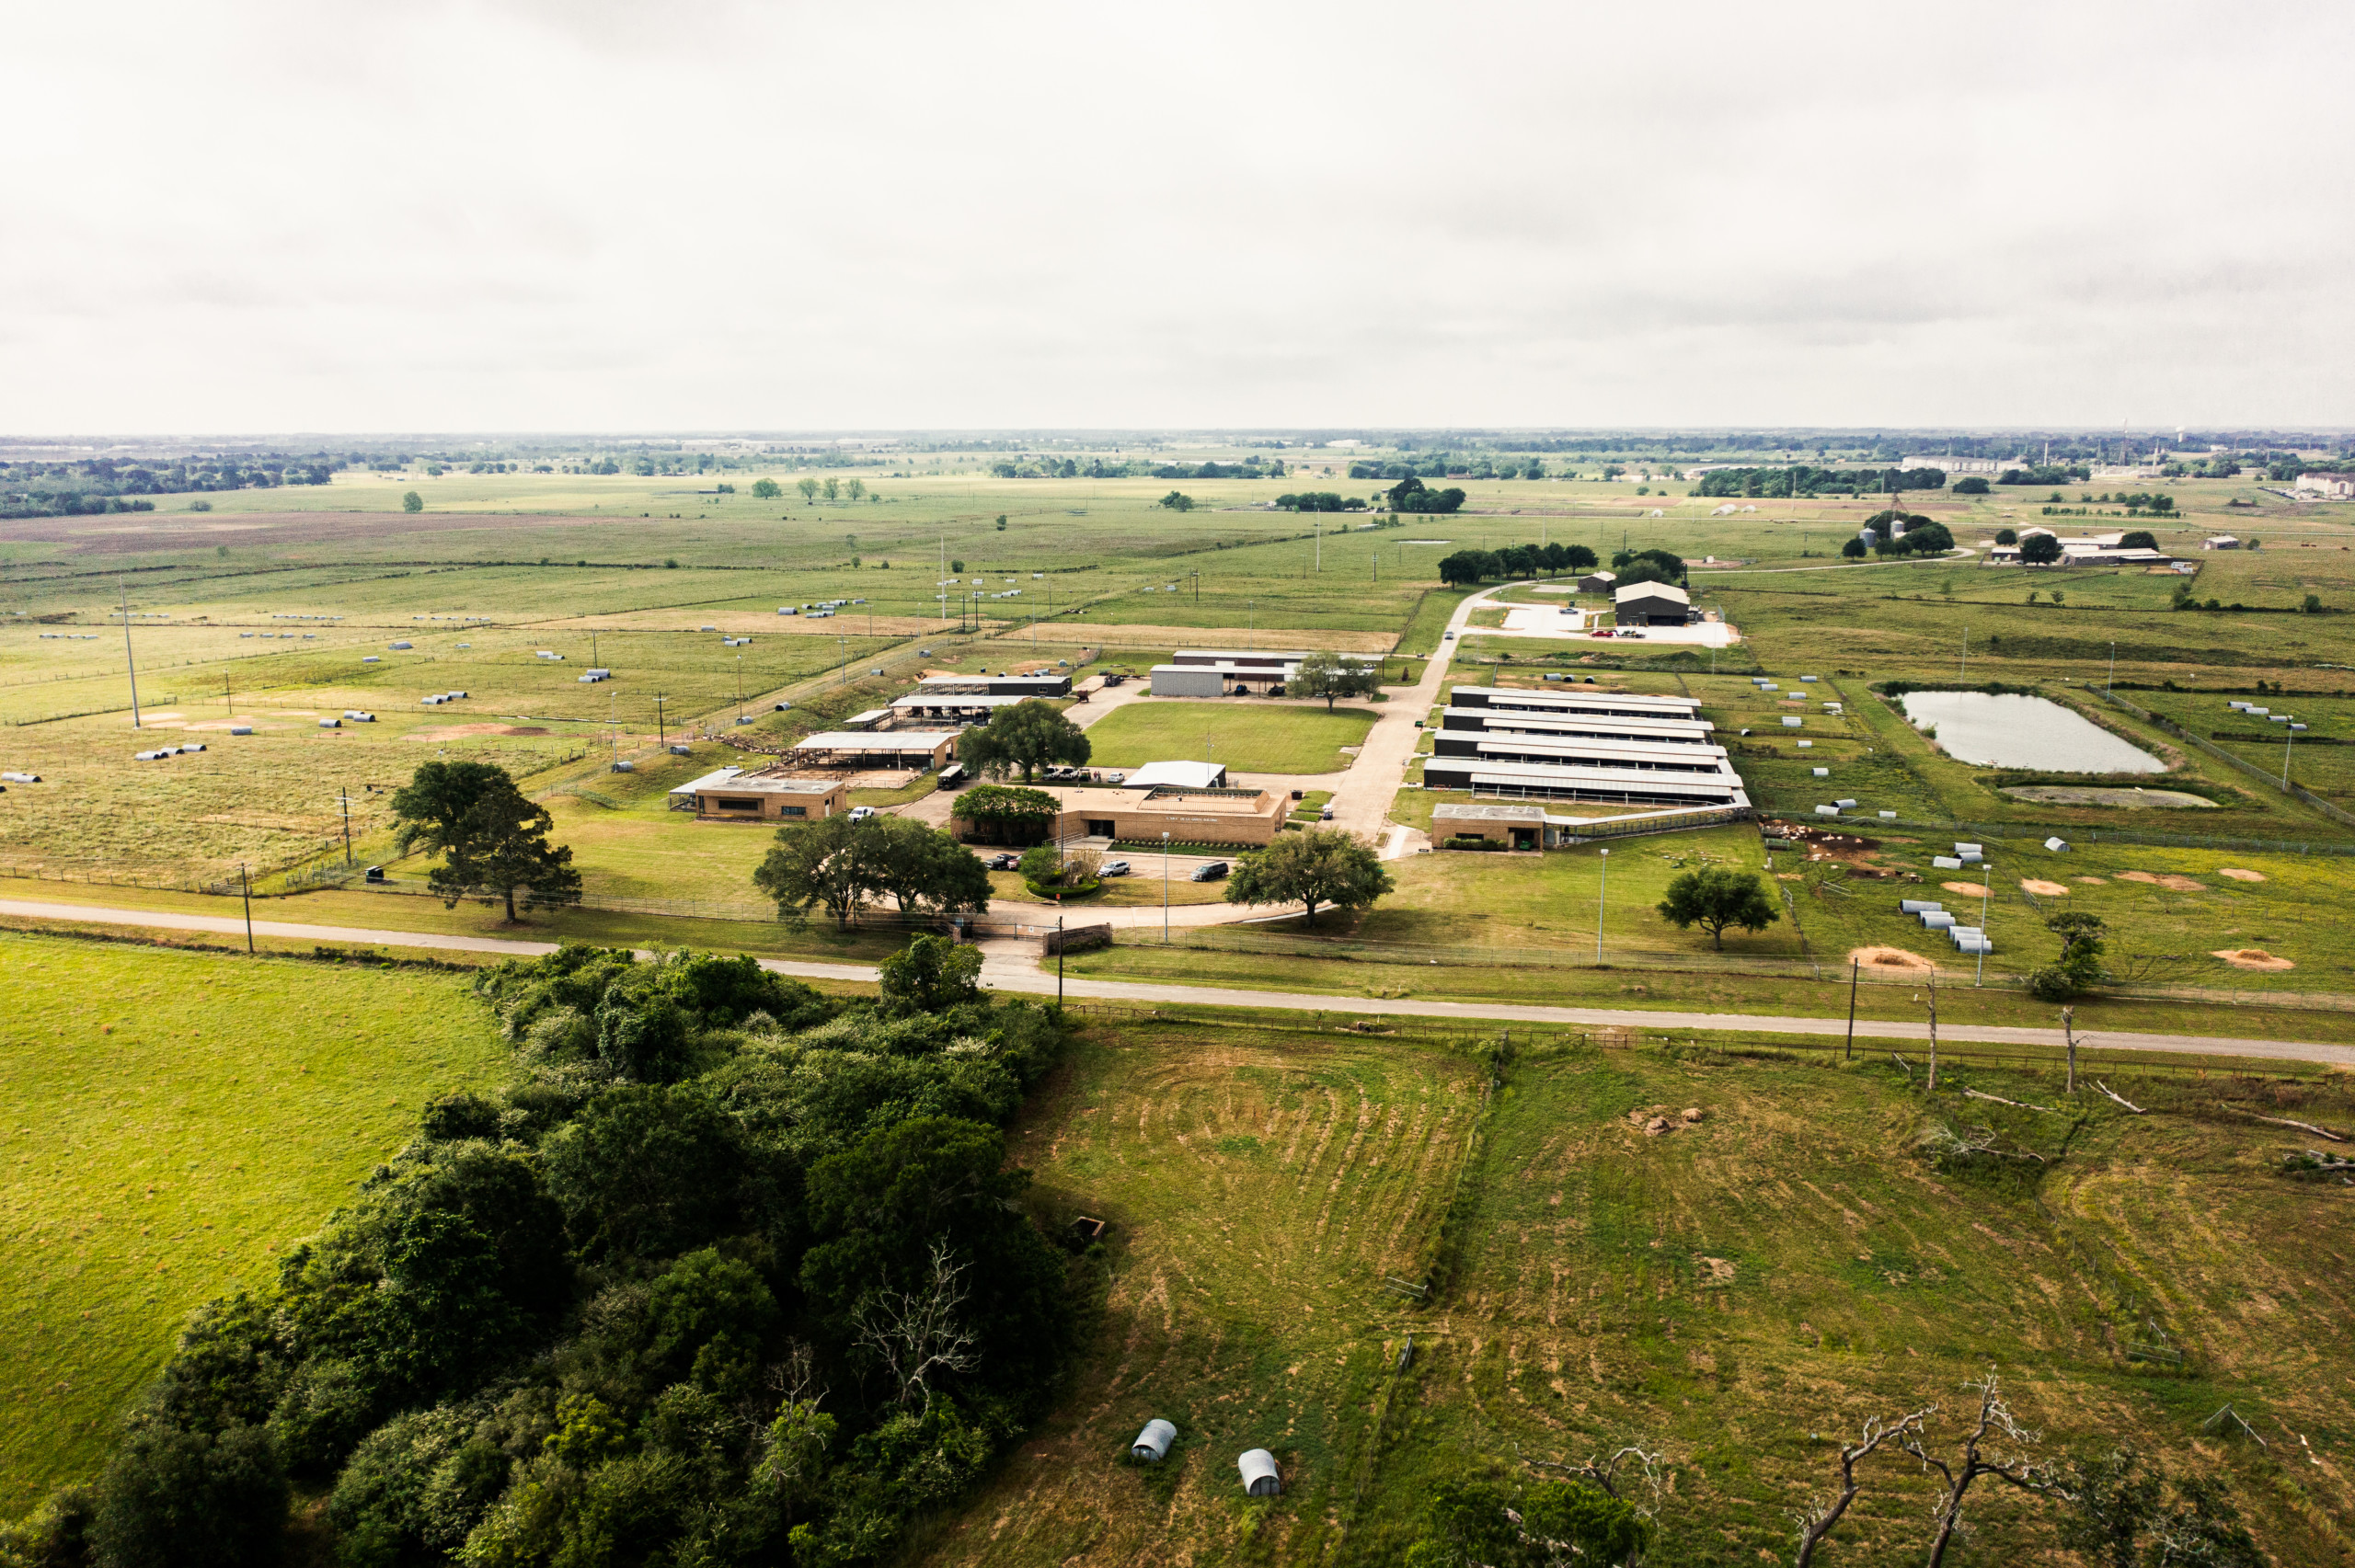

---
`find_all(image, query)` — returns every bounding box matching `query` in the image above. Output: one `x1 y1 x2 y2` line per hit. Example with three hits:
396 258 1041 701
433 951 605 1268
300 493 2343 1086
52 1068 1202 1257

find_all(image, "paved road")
6 897 2347 1068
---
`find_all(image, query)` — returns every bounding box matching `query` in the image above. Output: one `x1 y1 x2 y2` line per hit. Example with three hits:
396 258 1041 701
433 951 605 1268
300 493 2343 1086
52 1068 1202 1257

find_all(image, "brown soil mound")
2018 879 2070 896
2075 876 2108 885
1850 945 1936 971
2118 870 2207 891
2211 948 2295 970
2219 867 2267 882
409 724 551 740
1940 881 1991 898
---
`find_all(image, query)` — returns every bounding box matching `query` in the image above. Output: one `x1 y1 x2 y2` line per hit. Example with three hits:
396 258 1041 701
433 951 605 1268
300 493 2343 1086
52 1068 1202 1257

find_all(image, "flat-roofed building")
1420 758 1750 809
954 783 1285 847
787 730 960 768
1430 732 1731 773
890 692 1036 725
1121 760 1229 790
1449 684 1703 721
1439 705 1715 744
1150 650 1311 695
914 672 1072 697
691 774 848 822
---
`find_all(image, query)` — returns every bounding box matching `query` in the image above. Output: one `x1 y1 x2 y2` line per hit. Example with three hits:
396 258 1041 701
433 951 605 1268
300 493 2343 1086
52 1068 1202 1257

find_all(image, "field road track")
6 897 2349 1069
1326 584 1500 849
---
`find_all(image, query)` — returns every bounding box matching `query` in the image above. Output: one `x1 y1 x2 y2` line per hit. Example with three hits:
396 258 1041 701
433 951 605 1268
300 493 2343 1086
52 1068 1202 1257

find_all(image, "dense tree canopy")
1655 867 1780 948
46 948 1079 1568
957 700 1090 784
1292 651 1384 711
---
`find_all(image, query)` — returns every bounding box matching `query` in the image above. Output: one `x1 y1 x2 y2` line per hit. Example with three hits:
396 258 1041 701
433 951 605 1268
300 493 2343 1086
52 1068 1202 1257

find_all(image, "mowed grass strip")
921 1025 2355 1566
1079 701 1377 775
918 1019 1487 1567
0 933 510 1509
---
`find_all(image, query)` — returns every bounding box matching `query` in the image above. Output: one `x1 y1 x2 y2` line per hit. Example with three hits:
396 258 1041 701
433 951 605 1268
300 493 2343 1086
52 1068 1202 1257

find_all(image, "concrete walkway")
6 896 2347 1068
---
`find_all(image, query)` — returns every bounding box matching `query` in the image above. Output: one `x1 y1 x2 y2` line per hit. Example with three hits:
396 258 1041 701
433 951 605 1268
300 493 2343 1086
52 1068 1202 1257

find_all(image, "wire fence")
2094 688 2355 833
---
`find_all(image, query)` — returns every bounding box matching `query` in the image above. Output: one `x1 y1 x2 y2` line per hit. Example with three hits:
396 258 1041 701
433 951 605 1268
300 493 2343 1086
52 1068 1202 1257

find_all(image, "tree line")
1696 464 1955 498
0 940 1083 1568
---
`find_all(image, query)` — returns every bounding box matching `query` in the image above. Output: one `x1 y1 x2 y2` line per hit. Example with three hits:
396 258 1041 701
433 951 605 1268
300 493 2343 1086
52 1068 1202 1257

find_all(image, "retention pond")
1898 691 2165 773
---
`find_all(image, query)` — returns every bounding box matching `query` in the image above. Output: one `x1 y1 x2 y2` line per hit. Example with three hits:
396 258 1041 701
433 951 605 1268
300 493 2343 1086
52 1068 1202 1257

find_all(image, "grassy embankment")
919 1014 2355 1566
0 933 511 1511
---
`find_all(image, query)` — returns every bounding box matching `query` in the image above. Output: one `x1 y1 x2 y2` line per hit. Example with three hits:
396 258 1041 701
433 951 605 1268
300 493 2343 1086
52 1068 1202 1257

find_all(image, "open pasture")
1078 700 1378 777
922 1016 2355 1566
0 933 509 1511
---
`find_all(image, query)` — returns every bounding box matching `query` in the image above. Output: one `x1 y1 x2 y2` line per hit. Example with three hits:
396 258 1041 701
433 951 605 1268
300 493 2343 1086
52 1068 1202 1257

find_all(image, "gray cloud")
0 0 2348 431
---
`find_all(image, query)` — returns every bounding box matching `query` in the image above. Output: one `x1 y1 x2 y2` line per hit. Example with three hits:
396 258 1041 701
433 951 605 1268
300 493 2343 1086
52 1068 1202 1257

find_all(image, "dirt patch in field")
2018 879 2071 896
2117 870 2207 891
409 724 552 740
0 509 614 554
1849 945 1936 971
1763 821 1910 876
2003 784 2217 809
2211 948 2295 970
2219 867 2268 882
1940 881 1991 898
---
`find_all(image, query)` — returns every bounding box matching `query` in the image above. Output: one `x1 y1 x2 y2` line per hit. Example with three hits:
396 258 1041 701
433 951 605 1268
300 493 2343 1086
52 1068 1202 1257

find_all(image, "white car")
1100 860 1132 876
847 806 878 821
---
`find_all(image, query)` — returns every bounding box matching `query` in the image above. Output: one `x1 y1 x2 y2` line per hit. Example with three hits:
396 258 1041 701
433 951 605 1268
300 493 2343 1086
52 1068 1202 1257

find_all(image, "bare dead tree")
854 1239 979 1413
1899 1373 2055 1568
2234 1111 2345 1143
2094 1081 2146 1114
2061 1006 2077 1094
1963 1088 2062 1115
1923 1120 2048 1165
1793 1408 1935 1568
1925 974 1940 1093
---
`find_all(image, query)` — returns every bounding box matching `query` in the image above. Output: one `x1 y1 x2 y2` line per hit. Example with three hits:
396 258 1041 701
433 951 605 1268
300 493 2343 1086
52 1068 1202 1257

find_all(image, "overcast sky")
4 0 2349 435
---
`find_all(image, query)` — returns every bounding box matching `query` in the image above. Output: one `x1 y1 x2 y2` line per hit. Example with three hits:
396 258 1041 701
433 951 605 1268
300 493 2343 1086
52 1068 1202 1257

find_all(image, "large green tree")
1292 651 1384 711
867 815 993 917
949 784 1059 845
389 761 581 922
1225 829 1393 929
958 699 1090 784
1655 867 1779 948
752 813 879 928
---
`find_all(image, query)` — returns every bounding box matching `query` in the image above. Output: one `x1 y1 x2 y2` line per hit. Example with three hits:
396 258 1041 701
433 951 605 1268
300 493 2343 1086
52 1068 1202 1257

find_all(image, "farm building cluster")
1427 683 1751 846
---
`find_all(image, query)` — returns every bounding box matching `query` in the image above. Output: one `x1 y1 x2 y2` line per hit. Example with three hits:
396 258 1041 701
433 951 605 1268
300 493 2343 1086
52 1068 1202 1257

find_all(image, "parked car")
987 853 1020 871
1100 860 1132 876
1190 860 1229 882
1591 628 1615 638
847 806 878 821
1101 770 1126 784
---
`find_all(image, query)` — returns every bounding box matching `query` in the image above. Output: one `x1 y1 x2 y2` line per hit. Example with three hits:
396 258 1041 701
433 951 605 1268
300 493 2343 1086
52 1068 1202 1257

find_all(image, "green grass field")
0 933 511 1510
1079 700 1378 775
917 1015 2355 1566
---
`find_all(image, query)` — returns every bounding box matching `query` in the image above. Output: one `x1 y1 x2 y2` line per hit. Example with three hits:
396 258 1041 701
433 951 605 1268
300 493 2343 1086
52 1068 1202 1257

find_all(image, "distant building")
1613 582 1693 626
1577 569 1618 594
2295 473 2355 500
1149 649 1313 696
954 784 1285 848
689 774 847 823
1120 761 1229 790
1908 456 2015 475
2203 535 2242 551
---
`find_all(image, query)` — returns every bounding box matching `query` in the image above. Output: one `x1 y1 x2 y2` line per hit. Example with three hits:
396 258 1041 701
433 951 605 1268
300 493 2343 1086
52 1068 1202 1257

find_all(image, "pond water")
1898 692 2165 773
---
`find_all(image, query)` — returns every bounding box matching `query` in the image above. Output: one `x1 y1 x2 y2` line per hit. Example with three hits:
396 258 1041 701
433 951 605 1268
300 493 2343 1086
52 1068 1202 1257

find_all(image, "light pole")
1162 831 1171 944
654 692 667 750
119 576 142 729
2282 727 2295 790
2106 641 2116 692
240 863 255 954
1595 847 1609 962
1247 600 1254 648
340 789 352 864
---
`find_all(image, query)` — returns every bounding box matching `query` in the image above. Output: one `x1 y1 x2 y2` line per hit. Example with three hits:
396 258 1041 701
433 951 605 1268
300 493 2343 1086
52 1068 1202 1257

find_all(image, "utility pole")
1959 626 1968 681
2107 641 2116 692
119 577 142 729
1162 831 1171 944
655 692 666 750
1976 861 1991 986
340 789 352 864
240 864 255 953
1056 914 1065 1008
2282 727 2295 790
2062 1005 2078 1093
1844 956 1859 1059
